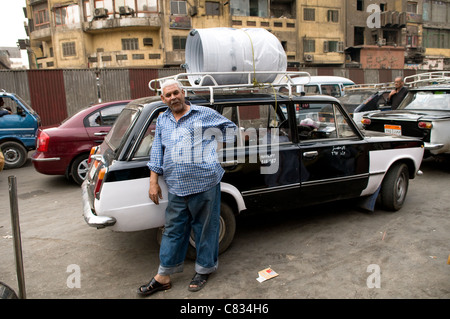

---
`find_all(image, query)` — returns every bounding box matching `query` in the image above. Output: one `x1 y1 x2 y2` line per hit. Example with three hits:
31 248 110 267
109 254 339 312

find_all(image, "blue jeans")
158 183 221 276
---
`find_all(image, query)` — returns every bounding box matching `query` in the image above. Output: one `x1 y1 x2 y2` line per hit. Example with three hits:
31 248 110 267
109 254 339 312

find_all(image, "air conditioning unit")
119 6 135 16
94 8 108 18
304 54 314 63
378 38 387 46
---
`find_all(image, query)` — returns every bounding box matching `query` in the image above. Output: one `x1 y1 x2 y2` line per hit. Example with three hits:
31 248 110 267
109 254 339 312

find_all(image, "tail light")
36 130 50 152
88 146 98 164
418 121 433 129
94 167 107 199
361 118 371 126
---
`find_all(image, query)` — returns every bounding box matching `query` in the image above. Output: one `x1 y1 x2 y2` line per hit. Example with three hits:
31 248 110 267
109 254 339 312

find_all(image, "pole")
8 176 26 299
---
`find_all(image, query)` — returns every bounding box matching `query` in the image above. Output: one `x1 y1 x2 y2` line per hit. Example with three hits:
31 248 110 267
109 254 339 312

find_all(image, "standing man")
387 77 408 109
137 79 237 296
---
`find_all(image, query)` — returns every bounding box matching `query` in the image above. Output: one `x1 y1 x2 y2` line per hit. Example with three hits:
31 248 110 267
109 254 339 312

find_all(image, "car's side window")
295 103 356 140
221 104 292 148
87 104 125 127
133 109 164 158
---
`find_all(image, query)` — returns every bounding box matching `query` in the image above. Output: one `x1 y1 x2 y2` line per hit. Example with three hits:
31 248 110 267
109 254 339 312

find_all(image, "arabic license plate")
384 124 402 136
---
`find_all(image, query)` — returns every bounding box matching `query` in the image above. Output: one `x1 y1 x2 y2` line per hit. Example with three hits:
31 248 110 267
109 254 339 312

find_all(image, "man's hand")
149 171 163 205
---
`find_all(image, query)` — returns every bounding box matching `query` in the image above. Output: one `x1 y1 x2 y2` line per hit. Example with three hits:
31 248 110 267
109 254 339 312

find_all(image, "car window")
402 91 450 110
105 108 139 151
87 104 126 127
321 84 341 97
295 103 356 140
304 85 320 94
133 109 165 158
221 104 292 148
0 96 21 114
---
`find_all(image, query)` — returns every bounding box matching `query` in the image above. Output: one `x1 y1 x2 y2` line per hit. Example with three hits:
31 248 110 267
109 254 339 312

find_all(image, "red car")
32 100 131 185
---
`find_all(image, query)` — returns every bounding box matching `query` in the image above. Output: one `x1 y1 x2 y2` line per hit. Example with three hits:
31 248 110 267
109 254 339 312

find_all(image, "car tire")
156 201 237 260
379 163 409 211
70 154 89 185
1 141 28 169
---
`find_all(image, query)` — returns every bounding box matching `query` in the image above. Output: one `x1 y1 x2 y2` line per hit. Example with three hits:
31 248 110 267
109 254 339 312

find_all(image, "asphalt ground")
0 154 449 308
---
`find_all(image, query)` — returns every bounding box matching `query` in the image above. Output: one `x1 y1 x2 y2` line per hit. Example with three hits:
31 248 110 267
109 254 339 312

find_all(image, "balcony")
83 15 161 33
380 11 407 28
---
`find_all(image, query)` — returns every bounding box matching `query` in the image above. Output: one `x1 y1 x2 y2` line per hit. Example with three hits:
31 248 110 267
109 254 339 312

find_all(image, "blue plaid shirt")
147 104 237 197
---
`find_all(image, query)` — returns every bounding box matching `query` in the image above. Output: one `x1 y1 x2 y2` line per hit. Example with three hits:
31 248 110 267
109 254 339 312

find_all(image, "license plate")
384 124 401 136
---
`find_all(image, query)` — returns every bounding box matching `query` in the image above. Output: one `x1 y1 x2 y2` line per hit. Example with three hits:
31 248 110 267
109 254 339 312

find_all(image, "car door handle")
94 132 108 136
303 151 318 159
220 160 238 168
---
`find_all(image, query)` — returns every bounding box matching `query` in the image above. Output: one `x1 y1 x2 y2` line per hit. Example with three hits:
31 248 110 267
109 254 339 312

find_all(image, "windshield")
400 91 450 111
105 108 139 151
339 91 375 105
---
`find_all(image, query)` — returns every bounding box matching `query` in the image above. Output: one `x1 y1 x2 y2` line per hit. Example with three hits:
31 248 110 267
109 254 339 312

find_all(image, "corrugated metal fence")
0 67 419 127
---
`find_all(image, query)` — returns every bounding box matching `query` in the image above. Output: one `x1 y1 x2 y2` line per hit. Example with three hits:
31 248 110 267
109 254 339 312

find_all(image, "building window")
304 8 315 21
205 1 220 15
62 42 76 57
406 1 418 14
137 0 158 13
122 38 139 50
327 10 339 23
55 5 80 26
357 0 364 11
303 39 315 53
324 41 344 53
132 54 145 60
33 4 50 30
171 1 187 15
173 36 187 50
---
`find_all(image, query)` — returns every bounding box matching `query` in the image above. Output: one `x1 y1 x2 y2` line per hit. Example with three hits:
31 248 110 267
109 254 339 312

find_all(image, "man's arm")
149 170 162 205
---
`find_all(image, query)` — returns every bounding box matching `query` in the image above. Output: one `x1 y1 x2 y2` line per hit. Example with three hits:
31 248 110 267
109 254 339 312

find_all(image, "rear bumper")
424 142 444 151
82 180 116 228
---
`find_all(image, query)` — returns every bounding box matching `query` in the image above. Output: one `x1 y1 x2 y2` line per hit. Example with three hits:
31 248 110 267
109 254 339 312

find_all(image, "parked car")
82 72 424 256
338 83 393 127
290 76 355 97
0 91 41 169
32 100 130 184
362 81 450 159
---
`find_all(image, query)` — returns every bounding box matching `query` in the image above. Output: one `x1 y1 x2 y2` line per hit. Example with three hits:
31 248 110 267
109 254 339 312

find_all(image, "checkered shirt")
147 104 237 197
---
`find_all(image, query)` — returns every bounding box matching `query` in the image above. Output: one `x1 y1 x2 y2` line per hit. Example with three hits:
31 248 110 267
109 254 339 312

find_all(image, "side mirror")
17 106 25 116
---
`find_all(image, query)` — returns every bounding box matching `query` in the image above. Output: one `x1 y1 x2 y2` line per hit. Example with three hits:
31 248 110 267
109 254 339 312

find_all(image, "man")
137 79 237 296
387 77 408 109
0 98 11 117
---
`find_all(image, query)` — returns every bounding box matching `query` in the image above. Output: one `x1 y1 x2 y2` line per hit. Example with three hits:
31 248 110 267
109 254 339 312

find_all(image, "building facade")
24 0 450 70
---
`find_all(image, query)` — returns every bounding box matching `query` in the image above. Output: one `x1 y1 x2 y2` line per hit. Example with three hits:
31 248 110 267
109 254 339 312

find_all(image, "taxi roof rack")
404 71 450 87
344 82 395 91
148 71 311 104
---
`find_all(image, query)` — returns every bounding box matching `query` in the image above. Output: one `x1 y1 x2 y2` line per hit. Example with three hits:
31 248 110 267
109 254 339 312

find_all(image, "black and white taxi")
362 72 450 159
82 71 424 255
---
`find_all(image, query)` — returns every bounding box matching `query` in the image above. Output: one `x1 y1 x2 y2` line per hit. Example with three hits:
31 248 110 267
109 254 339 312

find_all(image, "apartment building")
25 0 347 69
23 1 450 70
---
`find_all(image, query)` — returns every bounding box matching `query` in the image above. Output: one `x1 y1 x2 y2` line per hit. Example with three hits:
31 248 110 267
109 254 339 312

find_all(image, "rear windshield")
339 91 375 105
105 108 139 150
400 91 450 111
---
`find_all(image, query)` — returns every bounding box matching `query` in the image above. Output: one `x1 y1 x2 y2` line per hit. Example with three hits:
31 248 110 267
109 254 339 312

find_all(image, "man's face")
161 83 186 114
394 78 403 89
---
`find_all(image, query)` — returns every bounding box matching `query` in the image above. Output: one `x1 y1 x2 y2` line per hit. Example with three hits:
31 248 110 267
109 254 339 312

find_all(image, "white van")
291 76 355 97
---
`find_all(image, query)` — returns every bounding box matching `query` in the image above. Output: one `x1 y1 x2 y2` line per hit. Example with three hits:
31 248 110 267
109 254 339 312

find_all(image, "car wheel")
379 163 409 211
70 154 89 185
1 141 27 169
156 201 236 260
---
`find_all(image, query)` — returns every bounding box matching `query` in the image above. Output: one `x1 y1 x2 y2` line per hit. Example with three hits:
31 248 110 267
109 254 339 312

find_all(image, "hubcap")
77 159 89 181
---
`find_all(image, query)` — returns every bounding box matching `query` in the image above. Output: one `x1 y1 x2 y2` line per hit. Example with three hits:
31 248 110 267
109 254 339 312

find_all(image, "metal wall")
0 68 421 127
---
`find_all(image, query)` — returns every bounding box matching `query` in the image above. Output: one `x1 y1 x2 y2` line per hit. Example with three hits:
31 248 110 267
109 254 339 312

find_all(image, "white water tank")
184 28 287 86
